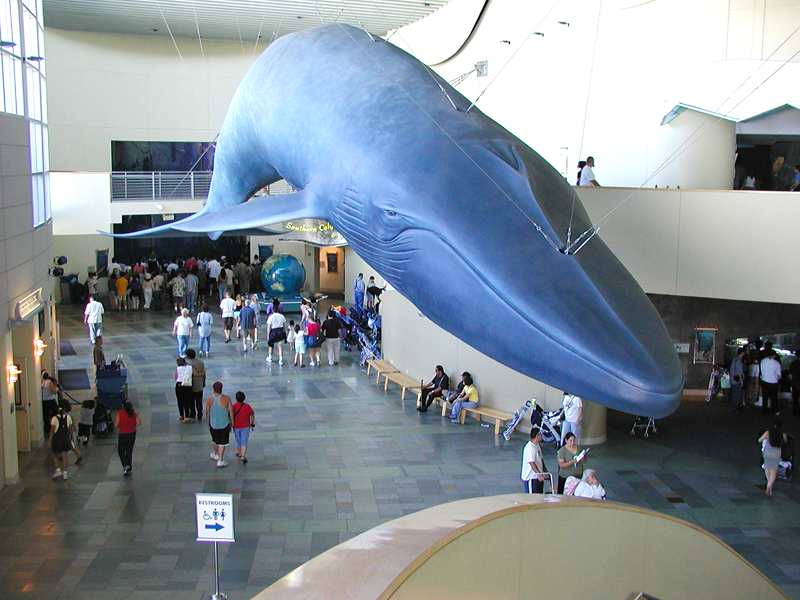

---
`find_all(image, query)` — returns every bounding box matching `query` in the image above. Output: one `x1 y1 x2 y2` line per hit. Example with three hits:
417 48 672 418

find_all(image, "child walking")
78 399 95 446
293 323 306 367
232 391 255 463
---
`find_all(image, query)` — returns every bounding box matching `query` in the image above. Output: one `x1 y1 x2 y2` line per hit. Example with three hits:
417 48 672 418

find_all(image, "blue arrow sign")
205 523 224 531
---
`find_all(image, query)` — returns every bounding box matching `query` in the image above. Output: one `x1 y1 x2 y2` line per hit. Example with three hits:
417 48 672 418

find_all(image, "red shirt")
306 322 320 336
232 402 254 429
117 410 138 434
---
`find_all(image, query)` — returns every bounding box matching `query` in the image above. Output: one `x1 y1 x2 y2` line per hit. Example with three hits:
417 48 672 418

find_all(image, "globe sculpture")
260 254 305 296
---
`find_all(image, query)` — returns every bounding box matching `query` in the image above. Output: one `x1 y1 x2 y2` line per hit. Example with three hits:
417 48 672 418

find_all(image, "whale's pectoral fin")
172 190 320 233
100 189 320 239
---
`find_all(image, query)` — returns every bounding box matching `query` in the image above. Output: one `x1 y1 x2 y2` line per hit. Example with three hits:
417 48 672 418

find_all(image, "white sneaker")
266 356 272 363
51 469 62 480
216 460 228 468
210 452 219 460
278 360 283 366
62 470 69 480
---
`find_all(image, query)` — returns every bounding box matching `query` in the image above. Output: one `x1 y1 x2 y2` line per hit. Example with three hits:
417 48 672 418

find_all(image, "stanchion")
211 541 226 600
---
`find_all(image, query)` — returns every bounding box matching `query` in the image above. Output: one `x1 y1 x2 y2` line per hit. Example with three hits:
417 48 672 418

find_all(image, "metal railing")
110 171 212 202
110 171 297 202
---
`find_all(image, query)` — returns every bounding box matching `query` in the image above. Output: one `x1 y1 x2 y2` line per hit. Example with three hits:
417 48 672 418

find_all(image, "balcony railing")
110 171 212 202
110 171 297 202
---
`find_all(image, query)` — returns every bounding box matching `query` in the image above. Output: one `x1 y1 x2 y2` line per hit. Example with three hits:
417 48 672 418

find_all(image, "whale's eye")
386 210 397 217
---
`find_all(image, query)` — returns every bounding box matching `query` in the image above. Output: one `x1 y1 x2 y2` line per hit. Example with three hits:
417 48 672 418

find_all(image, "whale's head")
329 139 683 418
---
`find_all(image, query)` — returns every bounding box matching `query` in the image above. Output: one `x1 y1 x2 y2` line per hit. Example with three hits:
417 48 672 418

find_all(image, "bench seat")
366 359 399 384
380 371 422 402
460 406 514 435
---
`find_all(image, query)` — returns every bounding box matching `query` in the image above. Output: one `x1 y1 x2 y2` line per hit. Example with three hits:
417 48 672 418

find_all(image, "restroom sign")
195 493 235 543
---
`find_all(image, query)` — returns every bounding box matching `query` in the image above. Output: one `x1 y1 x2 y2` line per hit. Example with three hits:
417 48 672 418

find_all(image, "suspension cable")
338 23 562 252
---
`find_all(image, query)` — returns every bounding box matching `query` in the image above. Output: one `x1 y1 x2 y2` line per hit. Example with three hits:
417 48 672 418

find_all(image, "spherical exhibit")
260 254 306 296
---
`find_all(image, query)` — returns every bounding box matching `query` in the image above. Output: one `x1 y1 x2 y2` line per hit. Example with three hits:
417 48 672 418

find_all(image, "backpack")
53 413 70 448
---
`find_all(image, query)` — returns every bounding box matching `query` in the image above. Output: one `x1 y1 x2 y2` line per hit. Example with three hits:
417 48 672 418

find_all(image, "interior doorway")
13 357 30 452
318 246 345 297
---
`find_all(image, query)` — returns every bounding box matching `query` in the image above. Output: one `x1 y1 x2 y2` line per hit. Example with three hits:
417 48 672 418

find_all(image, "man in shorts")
219 291 237 343
204 381 234 468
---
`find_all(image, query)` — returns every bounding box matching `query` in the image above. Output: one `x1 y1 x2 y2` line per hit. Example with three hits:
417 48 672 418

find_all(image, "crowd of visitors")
95 254 264 314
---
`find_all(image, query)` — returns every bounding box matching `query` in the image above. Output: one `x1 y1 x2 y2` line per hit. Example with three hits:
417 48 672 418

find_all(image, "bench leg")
376 370 382 385
366 363 372 377
494 420 501 436
441 402 448 417
384 376 390 392
401 387 406 402
459 410 466 425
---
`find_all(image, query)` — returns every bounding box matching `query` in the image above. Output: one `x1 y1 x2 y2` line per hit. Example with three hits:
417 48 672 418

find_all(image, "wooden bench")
459 405 514 435
365 359 399 384
380 371 423 402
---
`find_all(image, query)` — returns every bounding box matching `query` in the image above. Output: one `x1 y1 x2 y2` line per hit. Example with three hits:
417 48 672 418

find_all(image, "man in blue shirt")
239 302 257 353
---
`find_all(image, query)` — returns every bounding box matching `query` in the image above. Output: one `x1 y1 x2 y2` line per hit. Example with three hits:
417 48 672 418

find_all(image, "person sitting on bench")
417 365 449 413
446 372 479 423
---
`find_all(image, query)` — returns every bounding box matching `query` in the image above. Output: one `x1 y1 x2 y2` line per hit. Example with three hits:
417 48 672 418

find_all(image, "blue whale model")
115 24 683 417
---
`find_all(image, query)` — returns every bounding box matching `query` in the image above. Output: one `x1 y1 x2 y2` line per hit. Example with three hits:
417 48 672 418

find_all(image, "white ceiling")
42 0 449 40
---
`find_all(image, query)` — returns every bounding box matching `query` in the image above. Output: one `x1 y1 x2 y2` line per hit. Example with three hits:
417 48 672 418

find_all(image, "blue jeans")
218 283 227 301
177 335 189 357
450 400 478 420
200 335 211 354
234 427 250 449
561 420 582 444
186 291 197 312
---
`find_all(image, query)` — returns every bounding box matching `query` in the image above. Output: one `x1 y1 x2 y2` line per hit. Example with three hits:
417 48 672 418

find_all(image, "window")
19 0 48 226
0 0 23 116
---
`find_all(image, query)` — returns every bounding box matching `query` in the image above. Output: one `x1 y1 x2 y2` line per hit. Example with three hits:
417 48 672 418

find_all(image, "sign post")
195 493 235 600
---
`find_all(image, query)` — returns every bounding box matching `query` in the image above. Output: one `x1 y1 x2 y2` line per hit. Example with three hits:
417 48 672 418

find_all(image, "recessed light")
152 28 159 32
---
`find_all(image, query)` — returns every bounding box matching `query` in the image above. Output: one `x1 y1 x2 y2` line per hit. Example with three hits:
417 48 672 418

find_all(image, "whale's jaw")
331 204 682 418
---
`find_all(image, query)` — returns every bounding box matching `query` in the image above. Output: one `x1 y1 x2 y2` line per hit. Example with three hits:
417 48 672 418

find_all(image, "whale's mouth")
341 223 680 401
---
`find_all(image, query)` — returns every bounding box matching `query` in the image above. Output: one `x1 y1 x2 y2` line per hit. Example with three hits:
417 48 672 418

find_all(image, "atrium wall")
392 0 800 188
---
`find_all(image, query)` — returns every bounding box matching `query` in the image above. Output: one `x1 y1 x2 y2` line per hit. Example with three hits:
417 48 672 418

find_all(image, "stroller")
357 328 381 366
779 434 794 481
530 400 563 446
92 400 115 438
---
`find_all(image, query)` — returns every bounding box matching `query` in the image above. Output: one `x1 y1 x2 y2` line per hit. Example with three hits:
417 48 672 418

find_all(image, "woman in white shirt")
174 357 194 423
573 469 606 499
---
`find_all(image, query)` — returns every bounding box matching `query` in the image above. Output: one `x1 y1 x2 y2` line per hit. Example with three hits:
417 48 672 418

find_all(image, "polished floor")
1 304 799 599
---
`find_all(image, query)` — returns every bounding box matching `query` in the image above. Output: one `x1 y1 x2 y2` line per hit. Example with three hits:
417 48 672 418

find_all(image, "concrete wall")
0 112 54 486
45 28 255 172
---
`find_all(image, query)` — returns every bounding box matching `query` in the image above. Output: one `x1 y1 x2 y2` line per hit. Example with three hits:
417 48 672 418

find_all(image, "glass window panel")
44 172 50 221
31 174 39 226
25 62 38 119
42 124 48 171
14 55 22 114
10 0 19 48
0 54 6 113
37 0 43 24
1 1 11 46
39 74 45 122
22 8 36 58
2 52 14 113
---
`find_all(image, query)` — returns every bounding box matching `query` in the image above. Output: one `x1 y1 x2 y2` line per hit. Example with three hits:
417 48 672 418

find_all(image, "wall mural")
109 24 683 417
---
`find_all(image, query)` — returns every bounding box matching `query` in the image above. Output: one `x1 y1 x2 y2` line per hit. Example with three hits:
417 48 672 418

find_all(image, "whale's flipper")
101 190 318 239
171 191 318 233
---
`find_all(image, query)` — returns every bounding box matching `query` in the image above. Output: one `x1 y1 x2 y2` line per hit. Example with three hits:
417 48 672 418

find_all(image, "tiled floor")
1 304 799 599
